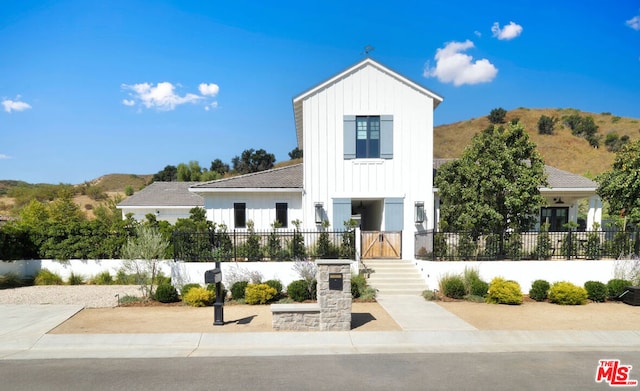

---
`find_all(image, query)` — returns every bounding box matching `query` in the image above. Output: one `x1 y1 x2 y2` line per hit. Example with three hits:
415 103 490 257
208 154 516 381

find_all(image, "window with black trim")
356 116 380 158
275 203 288 228
234 203 246 228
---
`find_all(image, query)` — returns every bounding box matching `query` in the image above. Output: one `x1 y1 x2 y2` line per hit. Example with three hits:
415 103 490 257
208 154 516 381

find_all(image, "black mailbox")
204 268 222 284
329 273 343 291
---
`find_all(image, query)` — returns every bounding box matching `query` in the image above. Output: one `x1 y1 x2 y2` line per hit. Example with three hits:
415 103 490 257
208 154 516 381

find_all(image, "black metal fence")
173 229 356 262
415 229 640 261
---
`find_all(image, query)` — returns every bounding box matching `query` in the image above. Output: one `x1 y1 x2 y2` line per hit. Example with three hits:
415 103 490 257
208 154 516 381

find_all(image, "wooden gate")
361 231 402 259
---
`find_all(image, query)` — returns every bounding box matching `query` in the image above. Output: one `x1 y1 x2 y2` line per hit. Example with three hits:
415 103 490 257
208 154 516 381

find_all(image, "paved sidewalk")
375 294 476 331
2 303 640 360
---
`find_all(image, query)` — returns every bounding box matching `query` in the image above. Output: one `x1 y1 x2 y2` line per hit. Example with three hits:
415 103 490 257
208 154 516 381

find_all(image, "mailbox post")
204 262 224 326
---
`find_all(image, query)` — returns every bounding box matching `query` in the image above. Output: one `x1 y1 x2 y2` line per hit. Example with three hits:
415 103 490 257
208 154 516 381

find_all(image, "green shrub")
607 279 632 299
486 277 523 305
0 272 24 289
584 281 608 302
351 273 367 299
115 270 136 285
230 281 249 300
358 286 376 301
287 279 310 302
154 284 179 303
264 279 283 296
153 272 171 286
34 269 64 286
183 287 214 307
422 289 438 301
548 281 588 305
469 279 489 297
92 271 113 285
67 272 85 285
439 274 466 299
119 295 143 305
529 279 550 302
180 283 201 297
245 283 278 305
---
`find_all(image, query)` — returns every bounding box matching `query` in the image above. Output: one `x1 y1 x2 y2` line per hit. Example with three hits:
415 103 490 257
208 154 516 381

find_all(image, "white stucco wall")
119 207 193 224
415 259 622 292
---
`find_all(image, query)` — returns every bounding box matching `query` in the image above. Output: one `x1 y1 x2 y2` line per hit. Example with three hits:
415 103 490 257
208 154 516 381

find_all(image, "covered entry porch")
333 197 403 259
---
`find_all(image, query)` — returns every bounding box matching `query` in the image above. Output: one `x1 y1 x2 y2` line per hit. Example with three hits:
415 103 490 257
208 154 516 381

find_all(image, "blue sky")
1 1 639 184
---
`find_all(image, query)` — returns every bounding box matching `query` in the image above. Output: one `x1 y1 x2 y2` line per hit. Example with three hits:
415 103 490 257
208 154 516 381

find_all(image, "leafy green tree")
288 147 303 160
153 165 177 182
537 115 557 135
210 159 230 175
596 139 640 226
435 121 547 237
563 114 600 147
487 107 507 124
604 132 630 152
232 148 275 174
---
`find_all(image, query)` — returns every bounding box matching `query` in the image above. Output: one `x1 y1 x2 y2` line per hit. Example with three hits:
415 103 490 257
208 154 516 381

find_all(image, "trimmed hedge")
548 281 588 305
529 279 550 302
486 277 523 305
584 281 608 303
245 283 277 304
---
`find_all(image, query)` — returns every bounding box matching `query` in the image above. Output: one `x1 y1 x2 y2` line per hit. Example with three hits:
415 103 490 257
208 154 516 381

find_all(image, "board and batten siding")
301 63 436 255
204 192 302 230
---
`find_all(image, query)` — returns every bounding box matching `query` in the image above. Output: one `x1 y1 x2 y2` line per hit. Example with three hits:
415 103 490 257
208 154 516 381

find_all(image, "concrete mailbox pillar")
316 260 352 331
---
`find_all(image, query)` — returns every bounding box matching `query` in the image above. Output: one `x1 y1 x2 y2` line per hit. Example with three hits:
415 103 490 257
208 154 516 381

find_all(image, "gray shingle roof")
191 164 303 190
433 158 596 190
117 182 204 207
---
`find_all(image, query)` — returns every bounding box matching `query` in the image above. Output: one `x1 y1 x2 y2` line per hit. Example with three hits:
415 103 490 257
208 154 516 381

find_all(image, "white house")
118 57 603 260
117 181 203 224
191 58 444 260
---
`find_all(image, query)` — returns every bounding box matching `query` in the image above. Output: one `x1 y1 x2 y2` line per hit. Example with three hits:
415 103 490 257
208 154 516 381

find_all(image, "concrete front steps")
363 259 429 295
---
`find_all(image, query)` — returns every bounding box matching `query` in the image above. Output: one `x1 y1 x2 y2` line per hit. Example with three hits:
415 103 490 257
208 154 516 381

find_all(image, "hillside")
435 108 640 178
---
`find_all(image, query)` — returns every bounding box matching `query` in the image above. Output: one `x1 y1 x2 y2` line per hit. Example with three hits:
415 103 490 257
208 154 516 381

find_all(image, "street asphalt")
1 295 639 360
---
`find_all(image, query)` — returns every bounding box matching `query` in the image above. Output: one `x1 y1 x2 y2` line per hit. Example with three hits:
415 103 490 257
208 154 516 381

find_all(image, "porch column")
586 195 603 230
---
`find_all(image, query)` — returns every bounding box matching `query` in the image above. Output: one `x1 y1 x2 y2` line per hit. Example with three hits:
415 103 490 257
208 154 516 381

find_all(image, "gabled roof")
292 57 444 149
190 164 303 192
433 158 597 191
117 181 204 208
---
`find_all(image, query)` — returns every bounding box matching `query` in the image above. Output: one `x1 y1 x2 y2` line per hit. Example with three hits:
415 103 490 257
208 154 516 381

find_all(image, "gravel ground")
0 285 147 308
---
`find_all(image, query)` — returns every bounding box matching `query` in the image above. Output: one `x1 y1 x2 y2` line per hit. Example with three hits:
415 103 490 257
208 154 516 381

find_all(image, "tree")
487 108 507 124
210 159 230 175
153 165 177 182
596 139 640 226
604 132 630 152
563 114 600 148
120 225 169 299
435 121 547 237
232 148 275 174
537 115 557 135
288 147 303 160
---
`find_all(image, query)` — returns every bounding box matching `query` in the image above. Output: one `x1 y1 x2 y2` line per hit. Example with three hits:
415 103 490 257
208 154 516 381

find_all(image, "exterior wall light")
315 203 324 224
414 202 425 223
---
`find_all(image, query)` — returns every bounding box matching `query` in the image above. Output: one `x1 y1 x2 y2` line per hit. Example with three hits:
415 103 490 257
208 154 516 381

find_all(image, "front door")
361 231 402 259
541 207 569 231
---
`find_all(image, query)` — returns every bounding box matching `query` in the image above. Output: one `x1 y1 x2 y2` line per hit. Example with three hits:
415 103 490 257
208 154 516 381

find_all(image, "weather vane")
362 45 375 56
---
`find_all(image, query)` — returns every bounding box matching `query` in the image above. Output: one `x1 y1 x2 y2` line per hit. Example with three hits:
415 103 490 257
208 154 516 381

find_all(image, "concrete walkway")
1 302 640 360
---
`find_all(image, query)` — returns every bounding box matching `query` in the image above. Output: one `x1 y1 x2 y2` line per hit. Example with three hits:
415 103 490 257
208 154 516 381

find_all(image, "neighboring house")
117 181 203 224
433 159 602 232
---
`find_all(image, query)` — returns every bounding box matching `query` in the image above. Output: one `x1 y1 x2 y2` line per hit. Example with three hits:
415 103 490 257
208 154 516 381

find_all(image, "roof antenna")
362 45 375 57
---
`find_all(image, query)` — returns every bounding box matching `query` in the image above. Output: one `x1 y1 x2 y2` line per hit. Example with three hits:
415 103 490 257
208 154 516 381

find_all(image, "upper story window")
344 115 393 160
234 202 246 228
356 116 380 158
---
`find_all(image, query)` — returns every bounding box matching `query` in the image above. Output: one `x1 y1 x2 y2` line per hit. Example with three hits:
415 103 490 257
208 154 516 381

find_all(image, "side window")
234 203 246 228
275 203 288 228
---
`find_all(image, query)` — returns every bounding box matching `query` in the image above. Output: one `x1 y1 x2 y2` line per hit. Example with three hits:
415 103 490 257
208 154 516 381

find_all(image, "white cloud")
0 153 10 160
198 83 220 97
121 82 202 111
474 30 482 38
491 21 523 40
2 97 32 113
627 15 640 31
424 40 498 86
